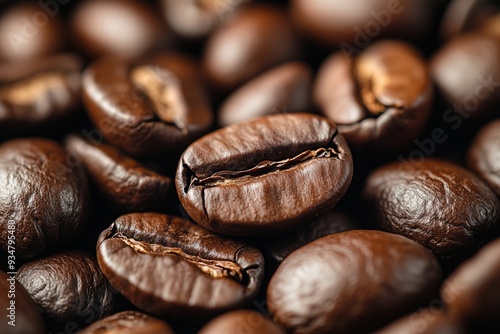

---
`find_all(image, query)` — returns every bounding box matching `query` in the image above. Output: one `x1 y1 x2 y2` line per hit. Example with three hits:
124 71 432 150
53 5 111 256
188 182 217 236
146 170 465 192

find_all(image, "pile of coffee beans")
1 0 500 333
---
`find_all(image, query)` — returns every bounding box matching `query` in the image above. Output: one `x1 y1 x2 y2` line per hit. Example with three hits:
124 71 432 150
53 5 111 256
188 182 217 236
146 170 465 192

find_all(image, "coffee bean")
431 32 500 119
0 54 82 136
0 271 45 334
364 158 500 268
267 230 442 334
314 40 433 153
80 311 174 334
261 210 360 265
176 113 353 237
83 53 213 158
481 12 500 39
160 0 252 41
0 138 89 259
441 238 500 331
203 5 299 92
218 62 312 127
64 134 171 212
0 2 64 61
290 0 433 46
96 213 264 320
199 309 285 334
17 251 114 331
467 119 500 197
71 0 168 59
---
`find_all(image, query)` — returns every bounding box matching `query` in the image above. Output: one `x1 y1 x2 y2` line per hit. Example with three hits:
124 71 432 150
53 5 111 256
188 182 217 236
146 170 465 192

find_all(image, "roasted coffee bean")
364 158 500 268
218 62 312 127
203 5 299 91
290 0 432 47
314 40 433 153
267 230 442 334
261 210 360 265
97 213 264 320
431 32 500 119
17 251 114 330
80 311 174 334
0 2 64 61
439 0 499 40
441 238 500 331
160 0 251 40
71 0 167 59
64 134 171 212
376 309 464 334
83 54 213 158
0 54 82 136
0 138 89 259
176 113 353 237
199 309 286 334
467 119 500 197
0 271 45 334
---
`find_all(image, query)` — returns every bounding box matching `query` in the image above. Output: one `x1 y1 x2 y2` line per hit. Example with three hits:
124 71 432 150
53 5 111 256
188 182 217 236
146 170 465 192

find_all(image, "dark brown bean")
0 138 89 259
364 158 500 268
314 40 433 153
218 62 312 127
96 213 264 320
267 230 442 334
431 32 500 119
203 5 299 91
83 54 213 158
176 113 353 237
17 251 114 331
64 134 171 212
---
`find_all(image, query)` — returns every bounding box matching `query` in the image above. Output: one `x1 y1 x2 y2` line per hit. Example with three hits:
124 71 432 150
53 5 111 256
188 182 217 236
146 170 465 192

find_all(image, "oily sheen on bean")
0 138 89 259
267 230 442 334
83 53 213 158
17 251 114 330
176 113 353 237
314 40 433 152
96 213 264 320
64 134 171 212
364 158 500 268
